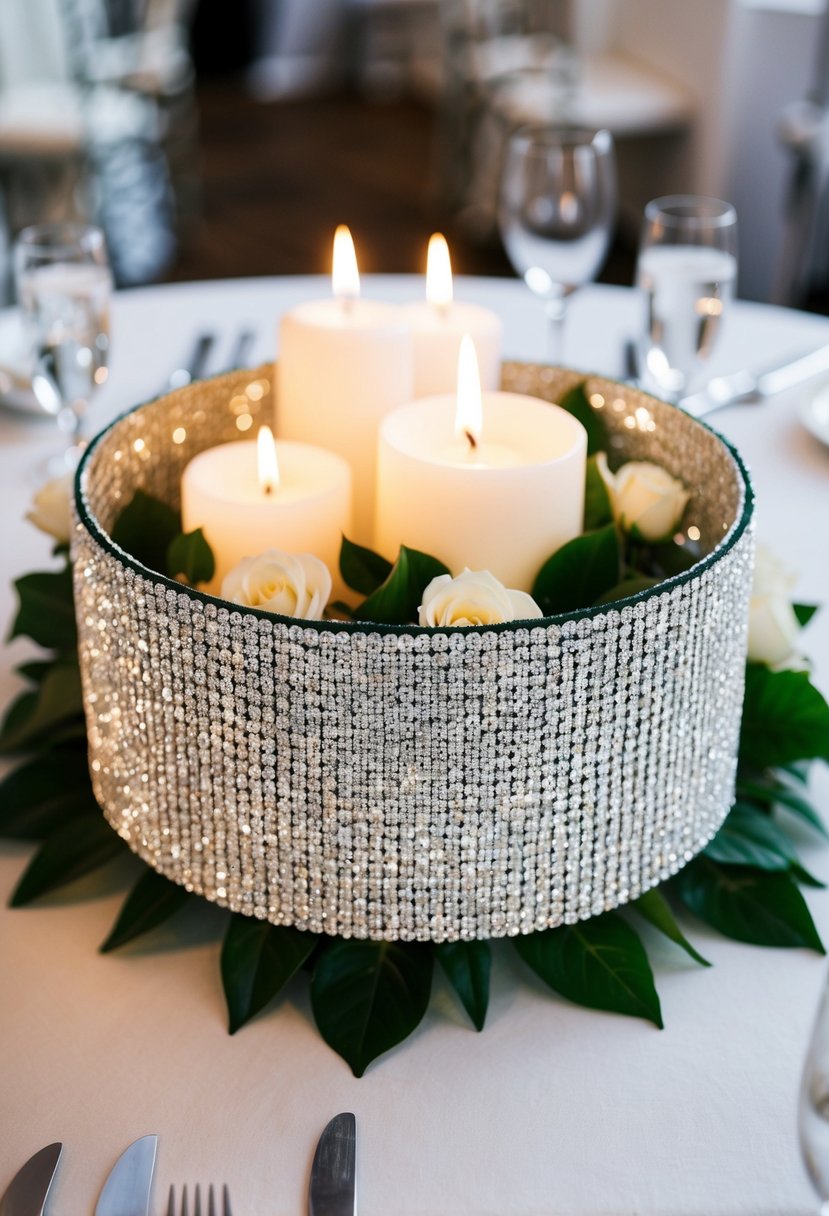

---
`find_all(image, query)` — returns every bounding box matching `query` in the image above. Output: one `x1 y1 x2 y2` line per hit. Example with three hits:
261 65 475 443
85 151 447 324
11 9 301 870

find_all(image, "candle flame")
426 233 453 309
257 425 279 495
332 224 360 302
455 334 482 450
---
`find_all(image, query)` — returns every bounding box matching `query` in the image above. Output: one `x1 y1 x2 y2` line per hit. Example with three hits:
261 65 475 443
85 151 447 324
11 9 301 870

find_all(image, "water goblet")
498 124 616 363
14 222 113 477
635 195 738 401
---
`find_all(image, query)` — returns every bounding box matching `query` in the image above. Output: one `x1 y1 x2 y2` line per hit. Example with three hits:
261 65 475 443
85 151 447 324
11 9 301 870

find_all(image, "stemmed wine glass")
635 195 738 401
498 125 616 363
14 222 113 477
800 971 829 1211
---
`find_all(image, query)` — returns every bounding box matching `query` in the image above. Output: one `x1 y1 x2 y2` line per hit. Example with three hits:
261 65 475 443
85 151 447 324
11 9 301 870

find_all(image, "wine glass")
635 195 738 401
800 972 829 1211
498 125 616 363
14 222 113 477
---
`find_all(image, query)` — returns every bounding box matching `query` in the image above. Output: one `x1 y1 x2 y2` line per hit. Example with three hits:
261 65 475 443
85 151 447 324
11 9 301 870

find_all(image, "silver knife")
308 1113 357 1216
95 1136 158 1216
680 342 829 417
0 1143 62 1216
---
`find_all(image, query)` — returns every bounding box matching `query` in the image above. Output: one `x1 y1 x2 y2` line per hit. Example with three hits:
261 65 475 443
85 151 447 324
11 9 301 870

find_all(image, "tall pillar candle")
181 427 352 597
374 337 587 591
401 233 503 397
276 225 413 544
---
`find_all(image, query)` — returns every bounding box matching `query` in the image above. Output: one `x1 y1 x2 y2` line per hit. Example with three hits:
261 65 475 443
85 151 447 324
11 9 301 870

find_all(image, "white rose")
595 452 689 542
220 549 331 620
26 473 73 544
419 568 543 627
747 544 801 667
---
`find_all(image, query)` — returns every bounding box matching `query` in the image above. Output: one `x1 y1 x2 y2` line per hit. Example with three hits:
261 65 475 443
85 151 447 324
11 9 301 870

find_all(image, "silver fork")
166 1183 233 1216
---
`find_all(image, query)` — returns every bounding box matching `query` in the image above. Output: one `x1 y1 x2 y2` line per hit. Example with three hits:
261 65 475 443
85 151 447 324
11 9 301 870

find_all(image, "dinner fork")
166 1183 233 1216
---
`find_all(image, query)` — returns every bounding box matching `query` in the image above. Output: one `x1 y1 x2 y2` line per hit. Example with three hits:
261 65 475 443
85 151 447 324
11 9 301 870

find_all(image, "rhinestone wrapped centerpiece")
72 364 754 942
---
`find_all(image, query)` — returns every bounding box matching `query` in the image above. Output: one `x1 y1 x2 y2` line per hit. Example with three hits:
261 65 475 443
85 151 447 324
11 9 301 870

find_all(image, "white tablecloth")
1 277 828 1216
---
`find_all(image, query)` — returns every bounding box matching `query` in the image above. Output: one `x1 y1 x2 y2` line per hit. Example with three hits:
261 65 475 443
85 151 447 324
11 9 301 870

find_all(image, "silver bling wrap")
72 364 754 942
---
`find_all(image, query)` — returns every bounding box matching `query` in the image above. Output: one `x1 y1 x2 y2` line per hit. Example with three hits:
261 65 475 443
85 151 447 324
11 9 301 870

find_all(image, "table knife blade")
0 1143 62 1216
94 1135 157 1216
680 342 829 417
308 1113 357 1216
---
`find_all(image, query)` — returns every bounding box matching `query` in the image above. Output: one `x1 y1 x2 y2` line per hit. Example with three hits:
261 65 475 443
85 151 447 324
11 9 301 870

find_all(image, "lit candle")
374 337 587 591
401 233 503 398
181 426 352 596
276 225 414 544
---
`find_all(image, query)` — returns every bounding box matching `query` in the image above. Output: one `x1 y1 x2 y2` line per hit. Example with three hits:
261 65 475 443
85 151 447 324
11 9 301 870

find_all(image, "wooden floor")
168 82 636 286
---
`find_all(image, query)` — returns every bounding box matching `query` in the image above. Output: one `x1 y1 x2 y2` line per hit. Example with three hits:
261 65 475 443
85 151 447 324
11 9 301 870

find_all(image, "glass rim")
509 124 614 154
15 222 107 257
644 195 737 228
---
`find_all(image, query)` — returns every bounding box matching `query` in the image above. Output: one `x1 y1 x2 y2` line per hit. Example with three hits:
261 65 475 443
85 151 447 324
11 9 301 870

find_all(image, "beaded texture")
72 365 754 942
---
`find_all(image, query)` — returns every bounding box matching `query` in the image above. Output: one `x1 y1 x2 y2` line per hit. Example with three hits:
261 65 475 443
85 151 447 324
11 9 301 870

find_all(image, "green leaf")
165 528 215 585
794 603 819 627
739 665 829 769
558 382 606 455
436 939 491 1030
0 747 95 839
326 600 356 621
9 565 77 651
593 576 660 606
512 914 663 1027
221 916 318 1034
673 857 825 952
100 868 193 952
310 939 434 1075
736 776 828 839
704 802 808 871
340 536 393 596
0 661 84 754
790 862 826 890
531 524 620 615
10 814 127 906
583 454 613 530
637 538 700 578
111 489 180 574
356 546 450 626
632 888 710 966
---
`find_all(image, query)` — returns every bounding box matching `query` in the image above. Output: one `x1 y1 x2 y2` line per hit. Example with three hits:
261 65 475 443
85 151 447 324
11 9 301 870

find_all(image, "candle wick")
464 429 478 451
263 482 273 496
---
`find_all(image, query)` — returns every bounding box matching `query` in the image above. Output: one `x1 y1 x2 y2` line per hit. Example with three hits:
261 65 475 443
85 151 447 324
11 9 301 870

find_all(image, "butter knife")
95 1136 157 1216
0 1143 62 1216
308 1113 357 1216
680 343 829 418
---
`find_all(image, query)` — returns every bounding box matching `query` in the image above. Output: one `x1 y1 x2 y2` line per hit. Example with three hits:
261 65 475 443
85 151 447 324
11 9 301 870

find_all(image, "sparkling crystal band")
72 365 755 941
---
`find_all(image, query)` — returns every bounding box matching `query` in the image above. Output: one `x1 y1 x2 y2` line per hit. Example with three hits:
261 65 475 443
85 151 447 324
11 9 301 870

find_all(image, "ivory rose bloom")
220 549 331 620
596 453 689 541
747 545 801 667
26 473 73 544
419 569 543 627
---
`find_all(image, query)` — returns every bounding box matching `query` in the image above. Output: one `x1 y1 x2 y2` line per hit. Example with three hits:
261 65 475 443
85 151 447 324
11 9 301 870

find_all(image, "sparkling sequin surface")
72 365 754 941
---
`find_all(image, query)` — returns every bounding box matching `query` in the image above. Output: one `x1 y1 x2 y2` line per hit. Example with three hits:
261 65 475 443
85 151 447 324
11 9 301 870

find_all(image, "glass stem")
544 296 567 365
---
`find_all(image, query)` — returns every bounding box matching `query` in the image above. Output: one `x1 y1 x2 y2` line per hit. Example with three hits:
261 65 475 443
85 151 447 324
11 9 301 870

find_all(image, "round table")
1 277 827 1216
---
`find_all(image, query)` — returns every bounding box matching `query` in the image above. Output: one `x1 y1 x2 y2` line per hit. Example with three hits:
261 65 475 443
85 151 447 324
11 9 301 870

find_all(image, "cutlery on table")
0 1142 62 1216
309 1113 357 1216
225 327 257 370
95 1135 158 1216
167 333 216 390
166 1183 233 1216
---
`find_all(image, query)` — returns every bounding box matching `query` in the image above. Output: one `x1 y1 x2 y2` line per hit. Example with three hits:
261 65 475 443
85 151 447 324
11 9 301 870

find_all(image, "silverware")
95 1135 158 1216
681 343 829 417
225 327 256 370
0 1143 62 1216
308 1113 357 1216
166 1183 233 1216
167 333 216 390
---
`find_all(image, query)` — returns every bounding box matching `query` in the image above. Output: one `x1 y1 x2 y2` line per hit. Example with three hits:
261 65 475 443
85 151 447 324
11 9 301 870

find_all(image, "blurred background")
2 0 829 310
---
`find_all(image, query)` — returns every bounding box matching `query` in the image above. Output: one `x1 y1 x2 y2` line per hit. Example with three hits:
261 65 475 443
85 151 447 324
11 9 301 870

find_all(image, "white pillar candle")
181 427 352 597
401 234 503 398
374 337 587 592
276 225 414 544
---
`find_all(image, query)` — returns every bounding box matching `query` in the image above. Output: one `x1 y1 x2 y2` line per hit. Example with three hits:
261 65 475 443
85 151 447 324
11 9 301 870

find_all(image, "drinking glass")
800 972 829 1211
635 195 738 400
14 223 112 476
498 125 616 363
